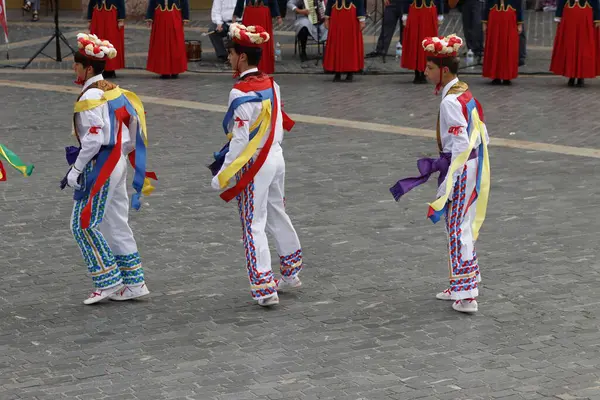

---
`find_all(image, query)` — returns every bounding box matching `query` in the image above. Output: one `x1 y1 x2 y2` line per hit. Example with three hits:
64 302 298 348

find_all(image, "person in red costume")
87 0 126 79
482 0 523 85
401 0 444 84
233 0 283 75
323 0 366 82
550 0 600 87
145 0 190 79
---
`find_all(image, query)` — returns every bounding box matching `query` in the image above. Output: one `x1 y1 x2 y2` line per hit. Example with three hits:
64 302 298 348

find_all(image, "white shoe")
83 284 123 305
436 288 454 301
109 283 150 301
257 293 279 307
452 299 478 313
277 276 302 292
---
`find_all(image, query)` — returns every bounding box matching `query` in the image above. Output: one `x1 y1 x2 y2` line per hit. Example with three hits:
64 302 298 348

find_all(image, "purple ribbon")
390 150 477 202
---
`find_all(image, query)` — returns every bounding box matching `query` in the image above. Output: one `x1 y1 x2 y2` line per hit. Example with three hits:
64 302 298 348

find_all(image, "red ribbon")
0 160 6 182
79 106 127 229
127 151 158 181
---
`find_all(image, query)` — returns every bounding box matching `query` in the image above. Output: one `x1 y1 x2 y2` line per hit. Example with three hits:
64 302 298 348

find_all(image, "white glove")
554 17 561 22
211 175 222 190
67 167 82 190
402 14 407 26
438 15 444 22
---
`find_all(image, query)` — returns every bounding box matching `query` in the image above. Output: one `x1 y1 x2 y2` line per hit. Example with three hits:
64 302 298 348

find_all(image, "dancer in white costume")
210 23 303 307
390 34 491 314
65 33 157 305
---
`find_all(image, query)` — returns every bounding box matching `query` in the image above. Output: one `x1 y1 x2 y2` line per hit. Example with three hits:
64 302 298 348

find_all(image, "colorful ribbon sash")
390 93 490 241
210 76 287 203
71 87 157 229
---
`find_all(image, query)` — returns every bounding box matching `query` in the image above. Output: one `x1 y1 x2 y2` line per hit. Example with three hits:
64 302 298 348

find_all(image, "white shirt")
437 77 490 196
211 68 284 189
211 0 236 25
74 74 133 171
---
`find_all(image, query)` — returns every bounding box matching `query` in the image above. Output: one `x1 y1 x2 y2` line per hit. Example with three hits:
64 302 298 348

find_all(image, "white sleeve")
211 0 223 24
211 91 253 189
74 91 106 171
437 99 470 198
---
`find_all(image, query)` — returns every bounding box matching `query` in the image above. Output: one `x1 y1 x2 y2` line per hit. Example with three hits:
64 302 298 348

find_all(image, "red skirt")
323 5 364 73
550 4 598 78
242 6 275 74
482 8 519 80
90 7 125 71
146 8 187 75
401 4 438 72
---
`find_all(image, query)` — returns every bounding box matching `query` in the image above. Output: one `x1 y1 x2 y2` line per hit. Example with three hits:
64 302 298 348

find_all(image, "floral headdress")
76 33 117 60
229 23 270 48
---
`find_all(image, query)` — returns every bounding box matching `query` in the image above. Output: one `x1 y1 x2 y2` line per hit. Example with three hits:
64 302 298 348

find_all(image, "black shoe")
518 60 525 67
413 70 421 84
576 78 584 87
365 51 381 58
568 78 575 87
300 52 308 62
345 73 354 82
170 74 179 79
491 79 501 85
502 80 512 85
159 75 170 79
333 73 341 82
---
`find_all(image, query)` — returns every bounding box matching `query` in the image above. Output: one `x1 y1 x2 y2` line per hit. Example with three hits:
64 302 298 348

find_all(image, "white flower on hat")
107 48 117 59
84 43 95 56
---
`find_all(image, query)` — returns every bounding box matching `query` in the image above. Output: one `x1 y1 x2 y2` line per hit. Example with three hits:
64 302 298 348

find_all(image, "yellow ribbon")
428 108 490 241
217 99 272 189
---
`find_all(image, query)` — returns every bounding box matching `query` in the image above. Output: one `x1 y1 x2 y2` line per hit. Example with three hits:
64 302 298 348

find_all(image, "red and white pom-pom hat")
421 34 463 58
229 23 270 47
76 33 117 60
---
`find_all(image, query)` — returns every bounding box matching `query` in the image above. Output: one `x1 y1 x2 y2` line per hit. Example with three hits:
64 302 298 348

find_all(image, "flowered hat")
422 34 463 58
76 33 117 60
229 23 270 47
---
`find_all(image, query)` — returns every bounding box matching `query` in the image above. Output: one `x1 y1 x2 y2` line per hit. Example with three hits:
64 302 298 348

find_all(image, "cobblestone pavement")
2 9 557 74
2 70 600 400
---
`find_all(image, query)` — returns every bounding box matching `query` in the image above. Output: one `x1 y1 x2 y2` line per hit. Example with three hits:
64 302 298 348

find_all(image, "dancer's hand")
146 20 152 27
118 20 125 29
277 16 283 25
482 22 487 33
517 24 522 34
360 20 366 31
87 22 91 31
216 24 223 32
67 167 82 190
324 18 329 29
596 21 600 27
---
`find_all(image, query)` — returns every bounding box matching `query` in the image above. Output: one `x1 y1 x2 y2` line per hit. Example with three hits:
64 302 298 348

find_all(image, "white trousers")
444 158 481 300
237 146 303 300
71 155 144 289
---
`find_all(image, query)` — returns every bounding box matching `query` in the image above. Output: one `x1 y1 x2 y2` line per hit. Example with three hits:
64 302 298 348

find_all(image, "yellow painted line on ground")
0 78 598 159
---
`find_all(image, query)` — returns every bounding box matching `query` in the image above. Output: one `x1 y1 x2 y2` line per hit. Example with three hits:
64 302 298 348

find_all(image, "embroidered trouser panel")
445 160 481 300
237 146 303 300
71 155 144 289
